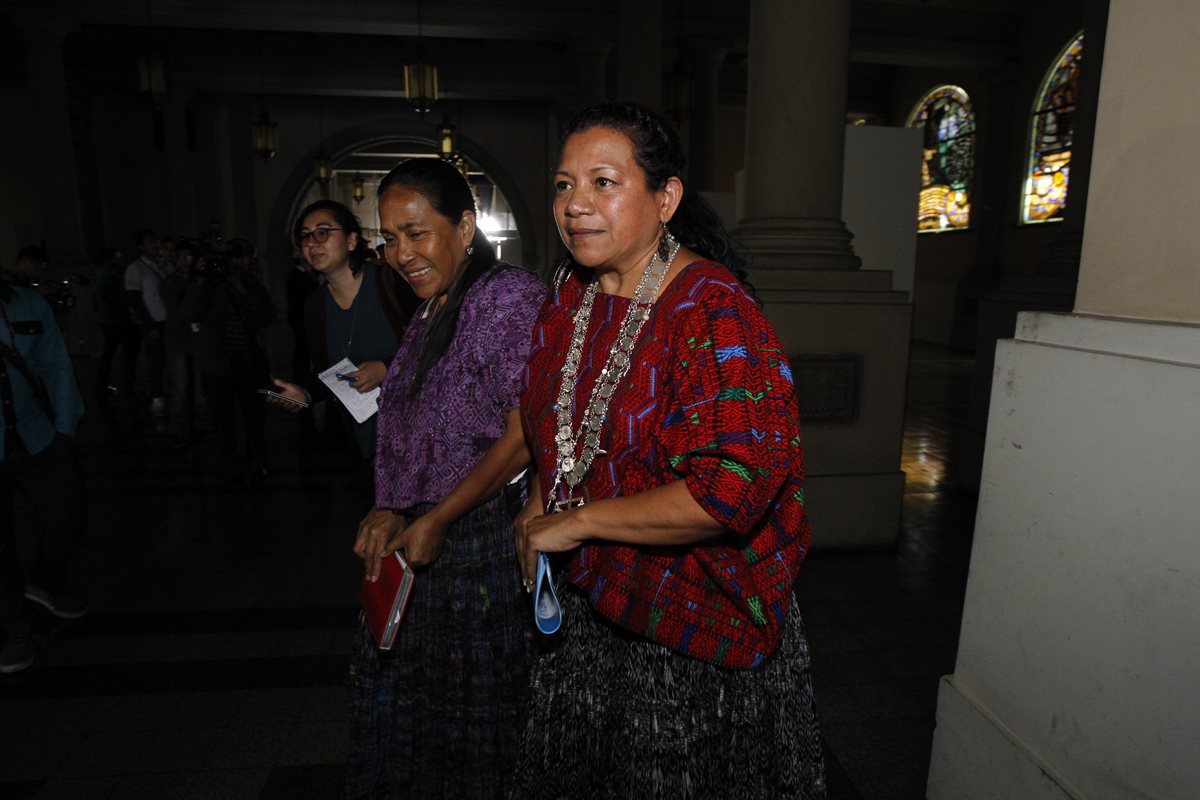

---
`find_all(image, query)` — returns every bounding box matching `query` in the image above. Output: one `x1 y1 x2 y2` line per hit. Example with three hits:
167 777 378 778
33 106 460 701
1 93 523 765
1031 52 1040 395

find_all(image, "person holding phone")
268 201 417 502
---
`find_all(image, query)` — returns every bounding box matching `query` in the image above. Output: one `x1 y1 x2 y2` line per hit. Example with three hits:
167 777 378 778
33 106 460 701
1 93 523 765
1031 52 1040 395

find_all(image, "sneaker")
150 396 167 417
24 587 88 620
0 633 34 674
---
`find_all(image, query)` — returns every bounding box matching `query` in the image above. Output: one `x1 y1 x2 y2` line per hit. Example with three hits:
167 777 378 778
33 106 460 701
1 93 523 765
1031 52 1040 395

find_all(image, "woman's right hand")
266 378 310 413
354 506 407 582
513 494 548 592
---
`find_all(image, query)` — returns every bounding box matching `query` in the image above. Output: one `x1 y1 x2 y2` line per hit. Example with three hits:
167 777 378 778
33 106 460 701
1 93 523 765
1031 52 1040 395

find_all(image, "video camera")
33 275 90 311
192 233 234 283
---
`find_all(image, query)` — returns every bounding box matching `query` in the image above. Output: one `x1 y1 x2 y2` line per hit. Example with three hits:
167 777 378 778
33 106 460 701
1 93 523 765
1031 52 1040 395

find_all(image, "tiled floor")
801 344 978 800
1 343 978 800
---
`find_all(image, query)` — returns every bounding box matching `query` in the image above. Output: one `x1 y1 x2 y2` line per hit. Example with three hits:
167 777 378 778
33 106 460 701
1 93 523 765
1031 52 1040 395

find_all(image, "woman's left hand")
343 360 387 392
384 513 448 568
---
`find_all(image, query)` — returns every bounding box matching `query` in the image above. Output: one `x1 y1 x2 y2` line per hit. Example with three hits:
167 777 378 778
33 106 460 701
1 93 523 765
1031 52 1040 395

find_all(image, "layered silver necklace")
546 232 680 513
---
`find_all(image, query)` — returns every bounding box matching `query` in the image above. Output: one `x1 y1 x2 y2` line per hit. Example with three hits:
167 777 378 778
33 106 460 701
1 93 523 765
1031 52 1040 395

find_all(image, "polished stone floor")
0 343 977 800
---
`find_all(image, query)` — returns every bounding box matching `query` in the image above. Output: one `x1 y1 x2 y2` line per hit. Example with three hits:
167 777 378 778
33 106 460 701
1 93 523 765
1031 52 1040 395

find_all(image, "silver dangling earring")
656 227 676 262
466 245 475 256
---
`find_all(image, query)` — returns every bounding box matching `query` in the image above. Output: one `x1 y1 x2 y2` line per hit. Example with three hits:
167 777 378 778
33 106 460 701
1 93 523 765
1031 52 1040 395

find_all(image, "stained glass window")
906 85 975 233
1022 32 1084 224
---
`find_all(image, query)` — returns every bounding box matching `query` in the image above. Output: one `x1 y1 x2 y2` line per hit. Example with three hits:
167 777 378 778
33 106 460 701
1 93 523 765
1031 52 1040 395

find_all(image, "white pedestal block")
928 676 1080 800
928 311 1200 800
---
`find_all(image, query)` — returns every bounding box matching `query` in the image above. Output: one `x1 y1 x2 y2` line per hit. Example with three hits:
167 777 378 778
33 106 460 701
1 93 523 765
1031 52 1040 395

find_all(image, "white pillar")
929 1 1200 798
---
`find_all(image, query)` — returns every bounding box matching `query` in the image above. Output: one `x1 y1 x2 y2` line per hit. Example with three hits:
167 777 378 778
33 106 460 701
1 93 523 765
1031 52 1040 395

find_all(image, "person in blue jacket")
0 265 87 674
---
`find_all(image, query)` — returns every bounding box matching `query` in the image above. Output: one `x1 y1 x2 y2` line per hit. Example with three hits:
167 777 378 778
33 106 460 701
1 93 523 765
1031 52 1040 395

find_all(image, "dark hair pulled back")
293 200 373 275
560 100 750 284
376 158 499 396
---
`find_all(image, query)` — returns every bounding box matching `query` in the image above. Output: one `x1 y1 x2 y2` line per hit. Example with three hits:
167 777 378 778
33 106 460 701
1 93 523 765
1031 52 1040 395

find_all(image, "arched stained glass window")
906 84 975 233
1022 32 1084 224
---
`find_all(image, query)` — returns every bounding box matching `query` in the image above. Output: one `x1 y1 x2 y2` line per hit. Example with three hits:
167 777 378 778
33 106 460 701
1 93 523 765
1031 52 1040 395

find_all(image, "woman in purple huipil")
346 158 544 799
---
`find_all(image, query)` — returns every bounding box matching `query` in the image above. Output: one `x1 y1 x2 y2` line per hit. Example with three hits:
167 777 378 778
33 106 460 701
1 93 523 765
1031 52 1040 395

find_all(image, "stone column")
736 0 860 281
15 13 87 268
687 39 726 193
616 0 662 110
730 0 910 550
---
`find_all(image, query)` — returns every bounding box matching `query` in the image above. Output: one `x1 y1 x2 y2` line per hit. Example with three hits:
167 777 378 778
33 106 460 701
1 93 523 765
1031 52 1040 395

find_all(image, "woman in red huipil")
513 101 827 799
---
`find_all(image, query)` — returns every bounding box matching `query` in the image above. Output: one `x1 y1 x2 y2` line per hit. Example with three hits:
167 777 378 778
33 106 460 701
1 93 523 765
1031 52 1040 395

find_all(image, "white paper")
317 357 380 424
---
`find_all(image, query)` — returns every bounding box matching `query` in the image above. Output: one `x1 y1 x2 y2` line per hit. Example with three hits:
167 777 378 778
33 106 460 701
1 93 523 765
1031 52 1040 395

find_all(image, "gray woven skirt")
510 583 827 800
346 494 532 800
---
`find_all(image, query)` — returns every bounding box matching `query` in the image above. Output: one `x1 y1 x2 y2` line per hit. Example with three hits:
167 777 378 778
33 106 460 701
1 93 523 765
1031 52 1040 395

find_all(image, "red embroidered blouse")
521 261 814 669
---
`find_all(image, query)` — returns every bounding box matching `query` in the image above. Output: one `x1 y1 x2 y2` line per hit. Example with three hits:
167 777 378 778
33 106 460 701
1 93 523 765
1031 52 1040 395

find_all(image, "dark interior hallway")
0 343 977 800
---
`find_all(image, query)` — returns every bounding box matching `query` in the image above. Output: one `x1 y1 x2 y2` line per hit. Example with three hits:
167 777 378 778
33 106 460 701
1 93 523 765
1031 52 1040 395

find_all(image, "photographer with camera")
178 236 275 484
93 246 140 409
124 230 173 418
161 240 209 449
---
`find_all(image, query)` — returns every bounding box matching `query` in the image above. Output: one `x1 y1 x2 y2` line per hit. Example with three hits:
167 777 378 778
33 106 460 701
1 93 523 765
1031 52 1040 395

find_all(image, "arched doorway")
294 142 522 263
266 118 537 281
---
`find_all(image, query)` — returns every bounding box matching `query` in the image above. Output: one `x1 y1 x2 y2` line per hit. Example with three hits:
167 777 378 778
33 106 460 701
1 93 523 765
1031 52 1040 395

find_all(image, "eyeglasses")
296 227 343 245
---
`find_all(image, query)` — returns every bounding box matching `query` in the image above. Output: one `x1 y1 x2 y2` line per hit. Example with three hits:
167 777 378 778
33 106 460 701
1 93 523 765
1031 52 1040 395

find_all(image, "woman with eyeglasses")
270 200 418 499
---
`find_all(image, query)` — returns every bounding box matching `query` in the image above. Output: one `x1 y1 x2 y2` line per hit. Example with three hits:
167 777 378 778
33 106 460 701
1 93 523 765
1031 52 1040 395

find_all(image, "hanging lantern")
250 34 278 163
438 118 457 160
250 111 278 162
352 173 365 203
138 53 167 102
404 62 439 114
315 152 333 185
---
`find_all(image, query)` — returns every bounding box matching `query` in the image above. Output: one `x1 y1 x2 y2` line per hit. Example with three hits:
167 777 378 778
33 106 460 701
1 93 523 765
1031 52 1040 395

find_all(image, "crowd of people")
0 101 830 799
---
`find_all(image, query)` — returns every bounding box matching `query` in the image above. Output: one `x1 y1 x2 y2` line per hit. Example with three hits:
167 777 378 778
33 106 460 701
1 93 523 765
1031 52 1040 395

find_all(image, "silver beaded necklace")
546 232 680 513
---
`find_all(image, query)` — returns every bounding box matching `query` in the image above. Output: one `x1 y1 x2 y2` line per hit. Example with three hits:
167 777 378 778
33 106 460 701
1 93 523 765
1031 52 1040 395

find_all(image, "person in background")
2 245 48 289
284 255 318 397
93 246 139 408
0 269 87 674
124 229 172 417
161 240 206 450
268 200 417 505
344 157 544 799
160 237 178 272
512 100 827 798
181 237 275 484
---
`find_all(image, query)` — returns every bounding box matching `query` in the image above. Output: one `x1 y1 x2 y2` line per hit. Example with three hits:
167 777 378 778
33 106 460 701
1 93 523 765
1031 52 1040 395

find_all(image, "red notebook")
359 551 415 650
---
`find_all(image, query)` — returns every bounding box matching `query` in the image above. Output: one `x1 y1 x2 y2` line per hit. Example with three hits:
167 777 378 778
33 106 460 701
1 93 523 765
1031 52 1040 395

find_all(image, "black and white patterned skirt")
511 583 827 800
